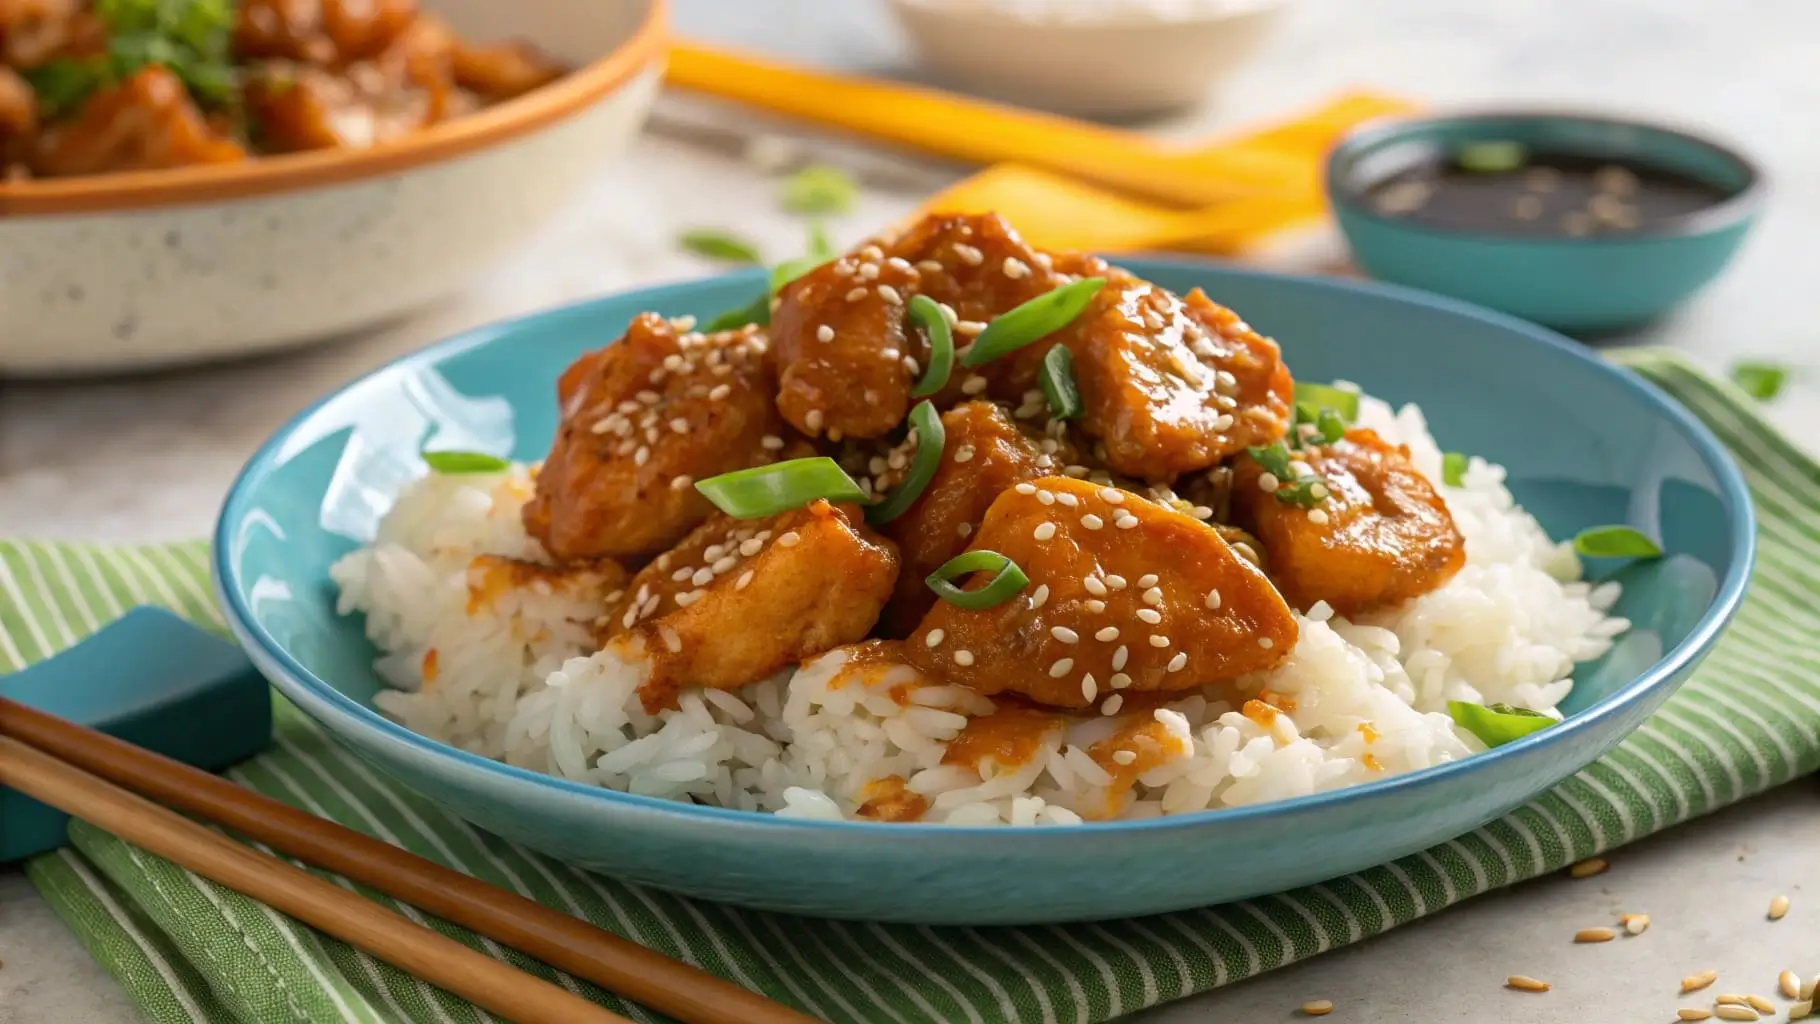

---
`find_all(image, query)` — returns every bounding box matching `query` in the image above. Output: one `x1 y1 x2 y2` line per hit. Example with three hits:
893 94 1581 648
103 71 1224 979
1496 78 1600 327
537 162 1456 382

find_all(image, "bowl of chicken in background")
0 0 665 375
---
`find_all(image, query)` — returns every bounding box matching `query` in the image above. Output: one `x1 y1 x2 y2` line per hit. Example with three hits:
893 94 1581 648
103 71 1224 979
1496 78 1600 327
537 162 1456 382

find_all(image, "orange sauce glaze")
855 775 929 822
1086 715 1191 819
941 703 1064 774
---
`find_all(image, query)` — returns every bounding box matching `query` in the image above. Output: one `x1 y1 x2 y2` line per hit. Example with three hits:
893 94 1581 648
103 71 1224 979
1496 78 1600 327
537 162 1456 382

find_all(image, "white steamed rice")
330 395 1627 825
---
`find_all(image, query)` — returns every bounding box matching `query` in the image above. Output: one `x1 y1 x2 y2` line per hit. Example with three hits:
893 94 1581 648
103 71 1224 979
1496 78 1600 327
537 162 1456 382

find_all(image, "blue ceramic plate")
215 262 1754 925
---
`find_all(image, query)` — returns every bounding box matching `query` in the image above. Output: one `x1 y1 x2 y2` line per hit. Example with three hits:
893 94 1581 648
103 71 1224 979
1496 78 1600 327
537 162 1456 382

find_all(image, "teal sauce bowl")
214 263 1753 925
1326 111 1765 333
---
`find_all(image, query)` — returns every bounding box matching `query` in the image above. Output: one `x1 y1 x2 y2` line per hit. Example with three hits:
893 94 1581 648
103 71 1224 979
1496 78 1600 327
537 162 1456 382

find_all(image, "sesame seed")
1308 509 1331 525
1682 970 1719 993
888 257 914 273
805 409 825 431
778 531 802 548
636 390 661 404
957 523 973 538
1300 1000 1334 1017
1806 975 1820 1001
1074 513 1103 531
1678 1011 1713 1022
860 245 884 261
1148 635 1170 648
1031 584 1050 609
1016 482 1038 495
1167 652 1187 672
711 555 737 574
954 649 975 667
761 435 785 451
954 243 984 266
1258 637 1274 649
1112 749 1137 765
1573 927 1615 943
1083 599 1106 613
1110 672 1131 689
686 567 713 586
1136 574 1158 588
1100 488 1125 504
1619 913 1649 935
1003 256 1030 279
846 287 868 302
671 475 694 491
670 418 691 434
816 325 835 342
1770 894 1791 920
858 262 880 280
1714 1007 1760 1021
670 567 693 582
1084 576 1108 596
1052 626 1080 644
1056 492 1080 508
962 375 990 395
1049 658 1075 678
1792 1000 1814 1021
1784 972 1804 1000
903 356 920 375
957 320 988 336
925 629 945 647
1112 646 1129 671
1034 523 1057 541
1569 858 1608 879
1116 515 1139 530
1259 473 1280 493
634 446 650 466
1036 490 1056 505
1095 626 1120 642
674 589 705 608
1101 693 1123 715
1143 587 1163 606
1505 975 1550 993
1205 589 1223 610
1136 608 1162 624
877 285 904 305
916 259 944 274
954 445 976 464
1106 574 1128 590
1747 995 1776 1015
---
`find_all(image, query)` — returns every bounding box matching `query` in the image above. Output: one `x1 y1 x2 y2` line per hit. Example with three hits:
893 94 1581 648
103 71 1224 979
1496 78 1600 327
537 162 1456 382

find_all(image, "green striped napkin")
5 349 1816 1024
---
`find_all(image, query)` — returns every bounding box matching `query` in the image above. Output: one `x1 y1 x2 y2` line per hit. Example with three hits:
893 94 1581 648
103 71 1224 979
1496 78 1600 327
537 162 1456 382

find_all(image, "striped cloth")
5 349 1816 1024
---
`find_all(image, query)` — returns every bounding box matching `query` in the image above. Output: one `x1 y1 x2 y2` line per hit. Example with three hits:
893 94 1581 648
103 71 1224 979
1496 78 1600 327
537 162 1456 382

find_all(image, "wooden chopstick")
0 698 816 1024
0 735 632 1024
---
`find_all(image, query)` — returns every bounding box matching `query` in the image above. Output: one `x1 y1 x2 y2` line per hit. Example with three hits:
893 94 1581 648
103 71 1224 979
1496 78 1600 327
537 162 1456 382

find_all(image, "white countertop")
4 1 1819 1021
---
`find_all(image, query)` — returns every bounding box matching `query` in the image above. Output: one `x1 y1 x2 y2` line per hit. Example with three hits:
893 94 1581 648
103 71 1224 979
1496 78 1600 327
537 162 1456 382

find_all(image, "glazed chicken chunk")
904 476 1297 710
29 65 246 177
1231 427 1466 615
601 500 900 712
876 401 1047 635
523 314 789 562
1057 275 1295 481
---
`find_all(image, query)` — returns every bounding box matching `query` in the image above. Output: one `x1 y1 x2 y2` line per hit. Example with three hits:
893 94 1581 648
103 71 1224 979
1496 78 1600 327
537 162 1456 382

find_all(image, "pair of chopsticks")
0 697 816 1024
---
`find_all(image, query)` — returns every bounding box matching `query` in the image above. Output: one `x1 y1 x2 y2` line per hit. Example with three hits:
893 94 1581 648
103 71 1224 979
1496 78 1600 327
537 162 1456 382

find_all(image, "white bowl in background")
886 0 1289 120
0 0 666 376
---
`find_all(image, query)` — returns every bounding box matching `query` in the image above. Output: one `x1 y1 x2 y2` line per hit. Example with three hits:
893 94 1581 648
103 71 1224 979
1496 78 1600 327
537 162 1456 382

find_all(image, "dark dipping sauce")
1364 148 1733 239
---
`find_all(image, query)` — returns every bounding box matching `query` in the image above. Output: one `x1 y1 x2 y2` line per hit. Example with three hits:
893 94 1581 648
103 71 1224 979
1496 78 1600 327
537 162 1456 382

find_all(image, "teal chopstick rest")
0 607 273 862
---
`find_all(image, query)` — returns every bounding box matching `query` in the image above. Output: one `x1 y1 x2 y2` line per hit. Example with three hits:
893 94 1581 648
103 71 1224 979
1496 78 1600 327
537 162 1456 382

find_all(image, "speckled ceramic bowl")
0 0 665 376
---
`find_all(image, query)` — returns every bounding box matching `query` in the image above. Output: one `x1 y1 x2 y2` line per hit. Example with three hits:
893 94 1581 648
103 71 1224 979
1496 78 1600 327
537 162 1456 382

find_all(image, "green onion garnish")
1441 452 1468 487
1292 381 1361 422
1246 443 1326 509
907 296 954 398
770 258 819 295
679 229 763 264
1730 360 1787 401
1447 700 1555 747
925 550 1030 611
704 293 771 333
1039 345 1083 420
866 401 946 525
422 450 511 474
1572 525 1663 559
695 458 867 519
1456 140 1528 174
779 164 858 216
806 222 837 263
1315 408 1347 446
960 277 1107 368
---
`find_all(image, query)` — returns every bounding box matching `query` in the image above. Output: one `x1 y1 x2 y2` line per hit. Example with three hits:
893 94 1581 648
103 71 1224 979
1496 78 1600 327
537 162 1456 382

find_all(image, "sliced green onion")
907 296 954 398
866 401 946 526
679 229 763 264
779 164 858 216
960 277 1107 368
1448 700 1556 747
1456 140 1528 174
695 458 866 519
1246 443 1325 510
1572 525 1663 559
1315 408 1347 445
770 258 819 295
704 292 771 333
1729 360 1787 401
1441 451 1468 487
1292 381 1361 422
806 221 837 263
925 550 1030 611
423 450 511 474
1039 344 1083 420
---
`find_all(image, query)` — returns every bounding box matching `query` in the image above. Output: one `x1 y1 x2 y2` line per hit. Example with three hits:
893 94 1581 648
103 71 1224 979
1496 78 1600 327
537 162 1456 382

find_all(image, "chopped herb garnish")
1247 443 1326 509
961 277 1107 367
1456 140 1528 174
1315 407 1347 446
1448 700 1556 747
907 295 954 398
422 450 511 474
703 292 771 333
926 550 1030 611
779 164 858 216
1730 361 1787 401
806 222 837 263
1039 345 1083 420
1292 381 1361 422
1441 451 1468 487
1572 525 1663 559
867 401 945 526
679 229 763 264
695 458 866 519
29 0 235 117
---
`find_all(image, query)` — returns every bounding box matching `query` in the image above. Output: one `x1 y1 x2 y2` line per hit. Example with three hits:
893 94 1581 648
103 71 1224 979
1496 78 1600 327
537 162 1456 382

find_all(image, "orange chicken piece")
904 476 1296 709
1231 427 1465 615
29 66 246 177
